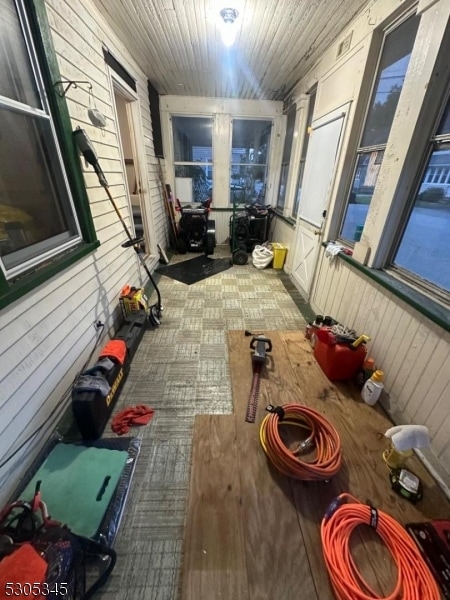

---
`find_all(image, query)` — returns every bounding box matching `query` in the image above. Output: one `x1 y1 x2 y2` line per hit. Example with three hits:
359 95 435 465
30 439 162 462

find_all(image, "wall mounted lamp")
219 8 239 47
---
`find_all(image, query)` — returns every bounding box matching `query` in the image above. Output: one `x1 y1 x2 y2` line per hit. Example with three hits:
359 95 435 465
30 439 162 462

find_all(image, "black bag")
0 494 116 600
32 525 116 600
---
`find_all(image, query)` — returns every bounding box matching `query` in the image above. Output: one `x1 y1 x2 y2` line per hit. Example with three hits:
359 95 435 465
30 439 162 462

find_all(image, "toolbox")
72 358 130 439
406 520 450 598
72 313 147 439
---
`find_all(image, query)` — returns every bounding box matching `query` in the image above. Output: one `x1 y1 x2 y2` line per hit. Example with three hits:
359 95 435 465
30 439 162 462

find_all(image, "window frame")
276 103 297 211
292 86 317 218
337 8 419 244
326 6 450 320
387 86 450 303
230 117 273 205
0 0 99 310
171 114 214 204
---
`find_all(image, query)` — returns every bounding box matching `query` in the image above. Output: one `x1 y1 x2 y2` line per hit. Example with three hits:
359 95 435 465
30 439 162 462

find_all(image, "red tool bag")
0 485 116 600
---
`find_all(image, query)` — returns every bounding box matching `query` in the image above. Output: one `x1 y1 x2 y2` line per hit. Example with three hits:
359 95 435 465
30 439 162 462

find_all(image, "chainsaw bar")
245 361 262 423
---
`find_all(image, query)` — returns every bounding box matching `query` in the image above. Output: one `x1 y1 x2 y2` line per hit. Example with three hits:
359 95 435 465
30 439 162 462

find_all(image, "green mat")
21 443 129 539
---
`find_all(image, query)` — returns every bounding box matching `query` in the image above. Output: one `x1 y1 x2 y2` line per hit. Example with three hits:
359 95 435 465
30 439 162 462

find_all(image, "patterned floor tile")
94 246 309 600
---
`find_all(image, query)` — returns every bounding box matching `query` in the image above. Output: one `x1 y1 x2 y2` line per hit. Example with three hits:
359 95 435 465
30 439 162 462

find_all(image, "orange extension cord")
259 403 341 480
321 493 441 600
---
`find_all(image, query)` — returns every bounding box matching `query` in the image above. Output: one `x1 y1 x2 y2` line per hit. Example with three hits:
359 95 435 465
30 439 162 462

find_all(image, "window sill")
0 241 100 310
328 245 450 332
273 210 296 227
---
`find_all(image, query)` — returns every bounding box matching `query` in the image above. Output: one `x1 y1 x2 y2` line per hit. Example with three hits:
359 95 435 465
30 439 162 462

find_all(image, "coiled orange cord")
259 403 341 480
321 493 441 600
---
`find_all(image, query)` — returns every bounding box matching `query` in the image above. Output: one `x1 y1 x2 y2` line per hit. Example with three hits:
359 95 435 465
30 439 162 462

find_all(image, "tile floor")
96 246 311 600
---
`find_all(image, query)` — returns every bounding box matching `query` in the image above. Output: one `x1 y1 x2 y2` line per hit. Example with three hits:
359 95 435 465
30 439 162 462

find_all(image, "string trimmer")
73 127 163 327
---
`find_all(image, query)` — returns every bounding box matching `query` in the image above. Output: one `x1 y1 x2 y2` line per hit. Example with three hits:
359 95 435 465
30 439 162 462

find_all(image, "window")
277 104 296 210
230 119 272 204
0 0 97 307
392 93 450 295
339 13 420 242
293 87 316 217
172 116 213 204
0 0 86 281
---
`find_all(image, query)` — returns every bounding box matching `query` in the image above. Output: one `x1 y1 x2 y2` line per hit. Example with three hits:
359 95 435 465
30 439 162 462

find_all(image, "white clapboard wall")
311 247 450 486
0 0 166 504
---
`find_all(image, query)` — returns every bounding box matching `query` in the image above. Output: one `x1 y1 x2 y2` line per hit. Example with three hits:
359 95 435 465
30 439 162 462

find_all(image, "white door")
291 105 348 297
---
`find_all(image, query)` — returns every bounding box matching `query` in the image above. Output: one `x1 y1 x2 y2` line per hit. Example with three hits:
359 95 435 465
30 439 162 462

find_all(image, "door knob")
314 229 322 236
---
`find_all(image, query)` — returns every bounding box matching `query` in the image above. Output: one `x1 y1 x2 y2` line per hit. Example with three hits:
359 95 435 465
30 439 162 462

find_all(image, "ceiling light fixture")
220 8 239 48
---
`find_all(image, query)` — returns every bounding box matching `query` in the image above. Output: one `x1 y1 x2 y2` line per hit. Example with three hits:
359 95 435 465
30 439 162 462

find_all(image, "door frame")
291 103 351 298
108 70 157 257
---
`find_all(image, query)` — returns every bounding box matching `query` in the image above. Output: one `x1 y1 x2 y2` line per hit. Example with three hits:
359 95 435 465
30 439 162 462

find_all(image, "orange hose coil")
259 403 342 480
321 493 441 600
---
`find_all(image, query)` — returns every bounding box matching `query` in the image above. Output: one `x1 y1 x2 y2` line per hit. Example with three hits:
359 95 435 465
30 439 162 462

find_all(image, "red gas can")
314 338 367 381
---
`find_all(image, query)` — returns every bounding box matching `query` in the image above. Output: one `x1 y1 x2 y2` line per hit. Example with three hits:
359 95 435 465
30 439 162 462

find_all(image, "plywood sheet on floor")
229 333 320 600
182 414 249 600
182 331 450 600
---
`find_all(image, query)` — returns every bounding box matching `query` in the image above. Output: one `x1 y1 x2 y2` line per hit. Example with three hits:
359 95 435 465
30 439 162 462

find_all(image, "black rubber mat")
155 255 232 285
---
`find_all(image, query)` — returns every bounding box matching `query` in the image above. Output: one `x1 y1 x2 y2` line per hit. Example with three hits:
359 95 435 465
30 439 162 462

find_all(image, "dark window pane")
231 119 271 204
282 105 297 163
340 152 383 241
361 14 419 147
301 90 316 160
229 165 267 204
293 89 316 216
231 119 272 164
293 161 305 217
277 105 297 209
0 0 41 107
437 96 450 136
172 116 213 162
277 163 289 209
174 165 211 204
394 145 450 291
0 110 78 270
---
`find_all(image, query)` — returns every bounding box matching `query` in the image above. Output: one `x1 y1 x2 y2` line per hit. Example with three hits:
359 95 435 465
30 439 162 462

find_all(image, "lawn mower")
73 127 163 327
175 197 216 256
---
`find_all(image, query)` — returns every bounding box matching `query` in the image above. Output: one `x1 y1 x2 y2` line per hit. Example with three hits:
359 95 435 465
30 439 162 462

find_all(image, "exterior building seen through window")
230 119 272 204
172 116 213 204
393 95 450 294
339 13 420 242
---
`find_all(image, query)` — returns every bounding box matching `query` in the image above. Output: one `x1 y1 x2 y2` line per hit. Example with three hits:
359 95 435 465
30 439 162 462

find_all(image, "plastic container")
363 357 376 381
361 370 384 405
272 243 287 269
119 285 148 318
313 337 367 381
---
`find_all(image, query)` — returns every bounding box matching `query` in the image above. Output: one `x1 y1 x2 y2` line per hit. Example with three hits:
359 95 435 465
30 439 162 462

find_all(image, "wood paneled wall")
0 0 166 504
311 248 450 488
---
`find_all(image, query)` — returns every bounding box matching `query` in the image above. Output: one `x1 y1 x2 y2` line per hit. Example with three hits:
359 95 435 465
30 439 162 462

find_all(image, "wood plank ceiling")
91 0 371 100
